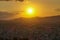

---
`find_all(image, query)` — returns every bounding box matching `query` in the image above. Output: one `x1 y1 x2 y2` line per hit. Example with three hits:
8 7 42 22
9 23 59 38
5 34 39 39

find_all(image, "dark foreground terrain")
0 15 60 40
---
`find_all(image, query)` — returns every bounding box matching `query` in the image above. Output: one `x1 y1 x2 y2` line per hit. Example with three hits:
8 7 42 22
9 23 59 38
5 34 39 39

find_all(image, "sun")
24 7 35 18
21 6 36 18
26 7 35 16
27 8 33 14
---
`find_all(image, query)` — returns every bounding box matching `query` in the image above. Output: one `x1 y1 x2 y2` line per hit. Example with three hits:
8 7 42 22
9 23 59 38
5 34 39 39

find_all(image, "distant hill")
0 15 60 23
0 15 60 40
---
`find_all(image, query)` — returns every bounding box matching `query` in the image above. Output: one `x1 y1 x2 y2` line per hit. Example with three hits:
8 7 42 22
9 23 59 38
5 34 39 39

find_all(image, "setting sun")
20 6 35 18
27 8 33 14
20 3 38 18
24 7 36 18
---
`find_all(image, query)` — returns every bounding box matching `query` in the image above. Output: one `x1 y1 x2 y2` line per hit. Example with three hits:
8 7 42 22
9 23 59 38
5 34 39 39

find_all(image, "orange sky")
0 0 60 20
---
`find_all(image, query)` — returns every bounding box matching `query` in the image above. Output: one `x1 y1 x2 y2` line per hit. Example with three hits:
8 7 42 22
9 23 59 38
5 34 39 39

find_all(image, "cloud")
54 8 60 14
55 8 60 12
17 0 24 2
0 11 19 20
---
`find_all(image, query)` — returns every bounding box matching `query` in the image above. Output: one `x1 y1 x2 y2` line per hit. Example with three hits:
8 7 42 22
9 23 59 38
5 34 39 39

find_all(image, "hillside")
0 15 60 40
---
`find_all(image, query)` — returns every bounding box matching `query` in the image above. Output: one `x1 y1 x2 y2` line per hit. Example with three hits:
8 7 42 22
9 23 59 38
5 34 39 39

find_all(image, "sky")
0 0 60 20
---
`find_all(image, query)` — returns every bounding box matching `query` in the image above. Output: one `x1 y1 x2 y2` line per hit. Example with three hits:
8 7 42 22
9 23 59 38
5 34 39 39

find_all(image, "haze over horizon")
0 0 60 20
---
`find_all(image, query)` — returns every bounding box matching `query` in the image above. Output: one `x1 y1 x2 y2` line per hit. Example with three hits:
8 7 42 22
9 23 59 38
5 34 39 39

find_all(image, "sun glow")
27 8 33 14
24 7 36 18
20 2 39 18
26 8 34 15
20 6 36 18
